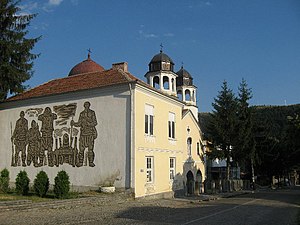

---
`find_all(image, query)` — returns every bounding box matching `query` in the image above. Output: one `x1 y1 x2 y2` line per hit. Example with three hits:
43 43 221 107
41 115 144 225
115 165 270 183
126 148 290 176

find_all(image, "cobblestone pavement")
0 188 299 225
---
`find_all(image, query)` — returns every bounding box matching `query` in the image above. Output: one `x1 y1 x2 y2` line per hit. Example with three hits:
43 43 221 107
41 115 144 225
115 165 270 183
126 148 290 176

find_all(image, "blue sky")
19 0 300 112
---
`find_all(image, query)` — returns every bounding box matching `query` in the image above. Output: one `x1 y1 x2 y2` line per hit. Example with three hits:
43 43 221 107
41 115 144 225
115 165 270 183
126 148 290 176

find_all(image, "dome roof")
176 66 193 86
68 54 104 76
176 66 192 79
149 50 174 65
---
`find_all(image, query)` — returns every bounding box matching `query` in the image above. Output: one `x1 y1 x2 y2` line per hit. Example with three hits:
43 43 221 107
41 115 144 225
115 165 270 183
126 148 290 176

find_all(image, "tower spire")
160 43 163 53
87 48 92 60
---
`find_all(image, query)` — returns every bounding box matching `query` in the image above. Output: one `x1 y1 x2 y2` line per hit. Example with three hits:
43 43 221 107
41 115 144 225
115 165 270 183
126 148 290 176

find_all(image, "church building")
0 50 205 198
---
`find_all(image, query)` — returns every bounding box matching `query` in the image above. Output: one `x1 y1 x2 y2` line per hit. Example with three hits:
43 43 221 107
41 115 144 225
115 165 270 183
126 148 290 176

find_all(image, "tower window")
185 90 191 101
153 76 160 89
177 90 183 101
163 76 169 90
171 78 175 92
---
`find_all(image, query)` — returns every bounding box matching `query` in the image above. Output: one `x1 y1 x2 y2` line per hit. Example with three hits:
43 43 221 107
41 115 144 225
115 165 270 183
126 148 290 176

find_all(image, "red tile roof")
68 58 105 76
6 69 138 102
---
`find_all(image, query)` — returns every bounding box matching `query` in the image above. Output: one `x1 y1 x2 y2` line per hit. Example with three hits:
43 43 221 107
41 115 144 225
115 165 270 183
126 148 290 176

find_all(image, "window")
185 89 191 101
169 157 176 180
168 112 175 139
177 90 183 101
153 76 160 89
146 157 154 182
163 76 169 89
187 137 192 156
145 105 154 135
197 142 200 155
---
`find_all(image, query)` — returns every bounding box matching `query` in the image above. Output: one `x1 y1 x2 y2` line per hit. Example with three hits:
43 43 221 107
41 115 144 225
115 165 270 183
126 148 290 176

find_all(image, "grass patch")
0 190 89 202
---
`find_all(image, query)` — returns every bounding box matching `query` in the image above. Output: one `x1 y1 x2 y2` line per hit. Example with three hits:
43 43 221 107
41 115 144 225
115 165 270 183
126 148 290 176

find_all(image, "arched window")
163 76 169 90
177 90 183 101
185 90 191 101
192 90 195 102
171 78 175 92
187 137 192 156
153 76 160 89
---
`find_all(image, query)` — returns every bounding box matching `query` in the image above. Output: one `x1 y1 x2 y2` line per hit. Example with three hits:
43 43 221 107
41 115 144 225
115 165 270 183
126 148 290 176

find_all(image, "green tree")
235 79 257 187
0 0 40 101
0 168 10 193
208 80 238 180
54 170 70 199
15 170 30 195
33 171 49 197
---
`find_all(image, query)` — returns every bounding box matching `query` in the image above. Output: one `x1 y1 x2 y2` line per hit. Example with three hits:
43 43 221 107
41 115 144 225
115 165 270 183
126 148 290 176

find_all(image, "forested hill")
251 104 300 138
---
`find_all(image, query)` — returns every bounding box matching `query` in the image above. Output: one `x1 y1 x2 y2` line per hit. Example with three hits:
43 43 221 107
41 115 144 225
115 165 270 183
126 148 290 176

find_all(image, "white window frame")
145 104 154 136
169 157 176 180
146 156 154 183
168 112 175 139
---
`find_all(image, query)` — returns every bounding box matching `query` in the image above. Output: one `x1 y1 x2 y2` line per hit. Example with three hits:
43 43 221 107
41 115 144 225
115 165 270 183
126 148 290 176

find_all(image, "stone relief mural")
10 102 98 168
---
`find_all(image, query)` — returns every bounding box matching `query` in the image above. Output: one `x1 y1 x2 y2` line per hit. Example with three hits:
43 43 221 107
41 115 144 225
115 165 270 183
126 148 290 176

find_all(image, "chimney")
112 62 128 72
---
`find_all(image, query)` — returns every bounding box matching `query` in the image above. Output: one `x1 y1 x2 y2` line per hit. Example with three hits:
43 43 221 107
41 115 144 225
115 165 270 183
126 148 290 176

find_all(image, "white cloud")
144 33 158 38
138 27 159 39
48 0 63 6
164 33 175 37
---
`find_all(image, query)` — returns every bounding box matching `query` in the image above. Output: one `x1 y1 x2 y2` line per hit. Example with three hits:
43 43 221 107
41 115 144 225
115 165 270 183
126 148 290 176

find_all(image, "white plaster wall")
0 84 131 190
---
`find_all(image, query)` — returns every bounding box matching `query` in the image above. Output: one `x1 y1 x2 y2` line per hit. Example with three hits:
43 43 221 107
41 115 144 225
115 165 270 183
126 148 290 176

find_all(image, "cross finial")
87 48 92 59
160 43 163 53
181 61 184 68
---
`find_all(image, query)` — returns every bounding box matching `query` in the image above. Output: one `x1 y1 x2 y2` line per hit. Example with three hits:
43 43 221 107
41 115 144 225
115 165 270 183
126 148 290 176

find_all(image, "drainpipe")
128 82 135 193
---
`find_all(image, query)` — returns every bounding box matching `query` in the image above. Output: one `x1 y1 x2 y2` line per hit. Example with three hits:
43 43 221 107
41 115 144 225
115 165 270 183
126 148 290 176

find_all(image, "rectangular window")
168 112 175 139
197 142 200 155
169 157 176 180
145 105 154 135
146 157 154 182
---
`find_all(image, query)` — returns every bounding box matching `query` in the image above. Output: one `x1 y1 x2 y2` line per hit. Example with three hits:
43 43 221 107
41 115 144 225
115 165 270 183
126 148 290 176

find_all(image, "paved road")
0 188 299 225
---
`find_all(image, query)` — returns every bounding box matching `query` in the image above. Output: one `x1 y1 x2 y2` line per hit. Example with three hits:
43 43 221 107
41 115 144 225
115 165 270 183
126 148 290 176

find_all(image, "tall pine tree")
208 80 238 180
235 79 256 186
0 0 40 101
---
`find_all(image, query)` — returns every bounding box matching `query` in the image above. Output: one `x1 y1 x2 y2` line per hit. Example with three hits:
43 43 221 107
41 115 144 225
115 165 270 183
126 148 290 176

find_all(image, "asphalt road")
0 187 299 225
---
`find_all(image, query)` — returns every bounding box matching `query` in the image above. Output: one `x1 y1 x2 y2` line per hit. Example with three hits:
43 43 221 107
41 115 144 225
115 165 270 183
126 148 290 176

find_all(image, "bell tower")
144 49 178 96
176 65 198 120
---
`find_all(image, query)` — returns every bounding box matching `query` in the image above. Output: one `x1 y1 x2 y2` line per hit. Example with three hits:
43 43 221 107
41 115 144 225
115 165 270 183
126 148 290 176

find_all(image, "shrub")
0 168 10 193
15 170 30 195
54 170 70 199
33 171 49 197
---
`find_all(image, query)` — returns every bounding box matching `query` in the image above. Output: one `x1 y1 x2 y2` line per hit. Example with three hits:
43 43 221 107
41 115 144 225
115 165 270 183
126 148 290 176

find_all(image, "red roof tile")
68 58 104 76
6 69 138 102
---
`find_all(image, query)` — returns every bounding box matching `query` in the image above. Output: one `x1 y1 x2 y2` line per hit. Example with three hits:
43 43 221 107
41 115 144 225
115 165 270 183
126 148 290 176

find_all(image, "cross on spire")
87 48 92 59
160 43 163 53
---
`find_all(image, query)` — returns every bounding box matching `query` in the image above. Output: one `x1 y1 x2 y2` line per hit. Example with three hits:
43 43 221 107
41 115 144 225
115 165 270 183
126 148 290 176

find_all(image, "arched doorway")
195 170 203 195
186 170 194 195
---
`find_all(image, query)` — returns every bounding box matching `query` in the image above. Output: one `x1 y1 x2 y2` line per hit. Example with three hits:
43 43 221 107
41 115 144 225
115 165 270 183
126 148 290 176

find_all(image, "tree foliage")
33 170 49 197
252 104 300 180
0 0 40 101
233 79 255 165
208 80 238 180
15 170 30 195
54 170 70 199
0 168 10 193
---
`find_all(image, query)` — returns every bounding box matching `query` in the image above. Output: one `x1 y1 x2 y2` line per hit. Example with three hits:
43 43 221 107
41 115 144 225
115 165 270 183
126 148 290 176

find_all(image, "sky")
18 0 300 112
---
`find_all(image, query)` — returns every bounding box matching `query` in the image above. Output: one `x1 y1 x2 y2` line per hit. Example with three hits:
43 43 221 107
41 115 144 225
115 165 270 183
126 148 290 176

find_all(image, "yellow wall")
134 85 205 197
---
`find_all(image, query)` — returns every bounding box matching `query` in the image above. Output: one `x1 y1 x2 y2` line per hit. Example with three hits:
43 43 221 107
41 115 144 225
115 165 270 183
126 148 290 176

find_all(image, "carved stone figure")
27 120 41 167
71 102 97 167
38 107 57 166
11 111 28 167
